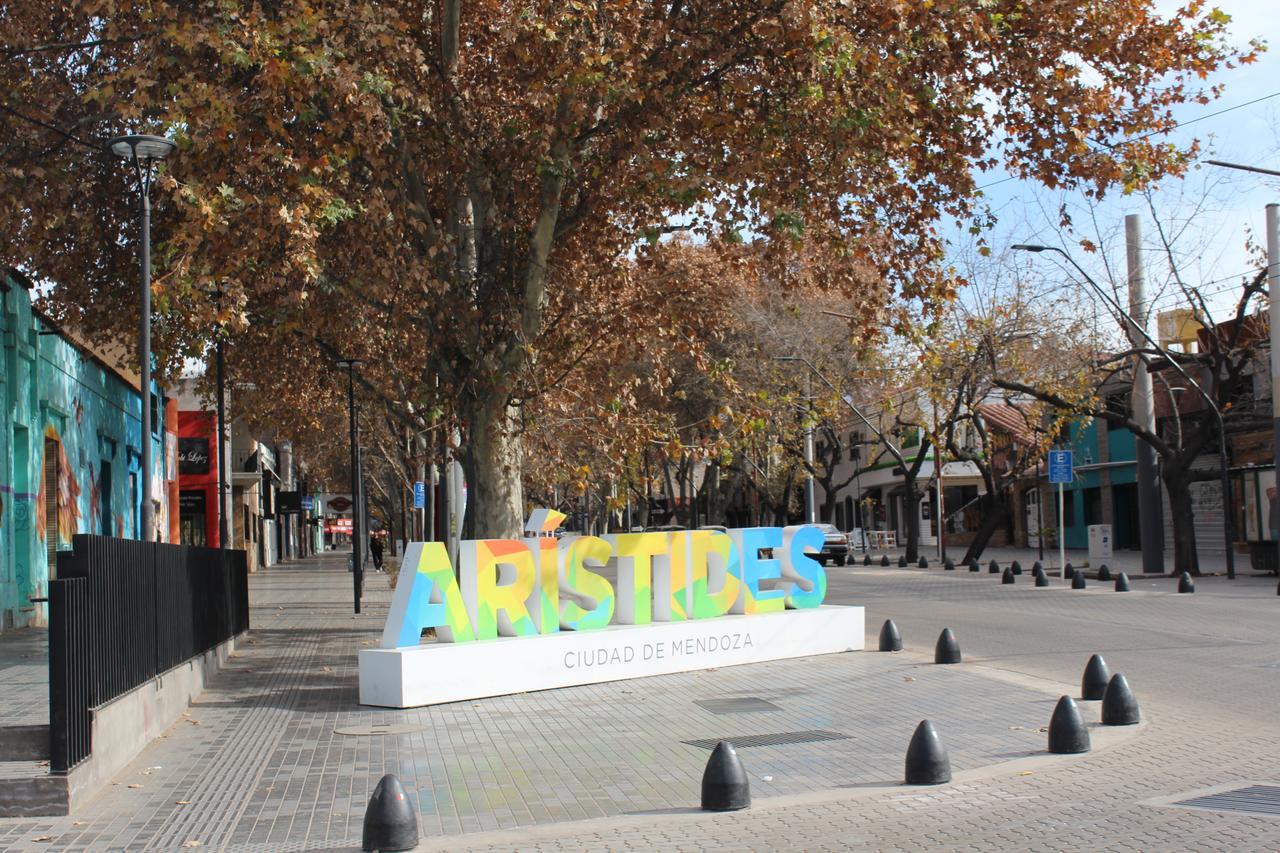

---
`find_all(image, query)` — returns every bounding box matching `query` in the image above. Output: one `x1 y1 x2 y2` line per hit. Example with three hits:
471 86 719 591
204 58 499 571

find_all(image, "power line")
0 103 100 153
976 90 1280 192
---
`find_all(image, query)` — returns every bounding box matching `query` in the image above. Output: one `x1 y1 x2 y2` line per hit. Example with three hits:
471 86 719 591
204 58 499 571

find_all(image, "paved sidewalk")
0 629 47 728
1 550 1278 851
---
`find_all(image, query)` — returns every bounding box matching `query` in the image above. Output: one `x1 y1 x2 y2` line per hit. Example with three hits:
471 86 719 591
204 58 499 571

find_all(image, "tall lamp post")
336 358 364 612
207 286 230 549
107 134 176 542
1013 243 1236 579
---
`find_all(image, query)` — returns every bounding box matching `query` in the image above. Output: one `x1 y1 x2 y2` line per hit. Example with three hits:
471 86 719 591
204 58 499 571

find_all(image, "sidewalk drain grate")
334 723 425 737
1173 785 1280 816
695 697 783 714
683 730 849 750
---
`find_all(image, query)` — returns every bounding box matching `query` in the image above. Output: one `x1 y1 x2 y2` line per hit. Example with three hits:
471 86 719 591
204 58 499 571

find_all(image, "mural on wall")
2 279 175 631
47 426 83 548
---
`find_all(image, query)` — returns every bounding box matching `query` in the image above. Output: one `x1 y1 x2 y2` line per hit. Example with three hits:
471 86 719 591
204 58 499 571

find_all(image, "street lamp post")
207 287 230 549
1013 243 1236 578
108 134 176 542
336 358 364 613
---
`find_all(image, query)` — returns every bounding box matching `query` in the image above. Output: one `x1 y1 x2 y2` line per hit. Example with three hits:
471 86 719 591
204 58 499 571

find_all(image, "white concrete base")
359 605 864 708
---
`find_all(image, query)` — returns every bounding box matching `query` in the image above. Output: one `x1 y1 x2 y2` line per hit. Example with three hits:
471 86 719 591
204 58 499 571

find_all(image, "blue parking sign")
413 481 425 509
1048 450 1073 484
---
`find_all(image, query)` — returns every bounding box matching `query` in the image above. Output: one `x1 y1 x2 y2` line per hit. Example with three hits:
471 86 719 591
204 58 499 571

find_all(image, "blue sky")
963 0 1279 323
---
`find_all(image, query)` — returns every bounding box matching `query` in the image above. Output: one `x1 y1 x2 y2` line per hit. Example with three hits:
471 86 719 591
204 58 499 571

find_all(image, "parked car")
814 523 850 566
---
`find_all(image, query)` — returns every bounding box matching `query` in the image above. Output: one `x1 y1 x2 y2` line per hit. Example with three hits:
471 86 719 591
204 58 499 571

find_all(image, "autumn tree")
995 193 1272 575
2 0 1257 537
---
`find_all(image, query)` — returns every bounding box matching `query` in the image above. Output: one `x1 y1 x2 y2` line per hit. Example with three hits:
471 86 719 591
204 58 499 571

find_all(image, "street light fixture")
107 134 176 542
336 357 365 613
1012 243 1236 578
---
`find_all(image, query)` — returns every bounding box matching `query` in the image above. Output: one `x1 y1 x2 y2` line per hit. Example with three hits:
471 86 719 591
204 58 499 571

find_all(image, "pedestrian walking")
369 534 384 572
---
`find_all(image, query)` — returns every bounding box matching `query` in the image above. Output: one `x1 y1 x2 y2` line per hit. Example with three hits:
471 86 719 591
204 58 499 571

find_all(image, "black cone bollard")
1032 561 1043 573
918 556 929 568
1002 567 1015 585
1072 571 1087 590
1101 673 1140 725
1178 572 1195 593
863 554 872 566
362 774 418 853
988 559 1000 574
1114 572 1130 592
1064 563 1075 579
898 555 908 567
878 619 903 652
968 559 980 572
1034 569 1050 588
880 554 890 567
944 558 956 571
1081 654 1110 700
1011 560 1023 575
904 720 951 785
1047 696 1091 754
1097 564 1112 581
934 628 961 664
702 741 750 811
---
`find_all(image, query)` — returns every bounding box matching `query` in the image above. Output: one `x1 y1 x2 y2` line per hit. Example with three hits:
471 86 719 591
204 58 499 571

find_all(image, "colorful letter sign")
359 512 864 708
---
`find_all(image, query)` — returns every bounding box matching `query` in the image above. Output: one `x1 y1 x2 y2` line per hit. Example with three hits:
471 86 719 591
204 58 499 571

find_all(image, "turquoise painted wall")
1 278 172 631
1056 418 1141 550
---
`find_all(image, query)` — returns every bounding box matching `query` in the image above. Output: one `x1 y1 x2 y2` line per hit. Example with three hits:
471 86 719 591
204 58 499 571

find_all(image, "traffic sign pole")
1047 450 1074 573
1058 481 1066 575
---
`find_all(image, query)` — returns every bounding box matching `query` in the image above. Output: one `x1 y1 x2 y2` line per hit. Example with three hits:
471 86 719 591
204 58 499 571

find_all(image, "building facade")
1 272 176 631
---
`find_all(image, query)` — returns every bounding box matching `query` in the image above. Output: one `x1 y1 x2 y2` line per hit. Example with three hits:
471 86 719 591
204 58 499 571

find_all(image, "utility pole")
1126 215 1165 574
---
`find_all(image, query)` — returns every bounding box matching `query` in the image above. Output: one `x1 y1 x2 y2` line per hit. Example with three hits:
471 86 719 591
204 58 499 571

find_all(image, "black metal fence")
48 535 249 773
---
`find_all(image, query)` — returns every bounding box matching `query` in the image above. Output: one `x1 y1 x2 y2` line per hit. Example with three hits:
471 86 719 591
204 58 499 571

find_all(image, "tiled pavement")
0 629 48 728
1 551 1278 851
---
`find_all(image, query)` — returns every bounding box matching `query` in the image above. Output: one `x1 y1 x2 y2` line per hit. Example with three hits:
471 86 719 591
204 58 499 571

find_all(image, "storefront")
177 411 220 547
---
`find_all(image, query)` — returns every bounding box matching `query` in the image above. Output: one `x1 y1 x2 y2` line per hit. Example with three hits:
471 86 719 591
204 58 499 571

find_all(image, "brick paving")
1 550 1278 851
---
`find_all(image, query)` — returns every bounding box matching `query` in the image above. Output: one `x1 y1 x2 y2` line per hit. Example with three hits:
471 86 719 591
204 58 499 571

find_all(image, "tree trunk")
820 485 838 528
961 493 1010 564
1163 469 1201 576
902 477 921 562
462 394 525 539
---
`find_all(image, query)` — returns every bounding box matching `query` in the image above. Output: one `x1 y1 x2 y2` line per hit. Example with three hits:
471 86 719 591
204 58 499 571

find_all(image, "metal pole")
1058 480 1066 574
1037 457 1045 562
140 187 153 542
344 364 362 613
852 446 863 553
215 332 228 548
1126 215 1165 573
1268 204 1280 568
803 371 816 523
936 462 945 561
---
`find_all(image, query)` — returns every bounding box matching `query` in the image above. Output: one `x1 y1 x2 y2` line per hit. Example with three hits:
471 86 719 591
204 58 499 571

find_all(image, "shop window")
179 490 207 546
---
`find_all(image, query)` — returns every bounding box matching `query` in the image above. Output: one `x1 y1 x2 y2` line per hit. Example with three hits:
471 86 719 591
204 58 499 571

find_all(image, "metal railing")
48 535 249 772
